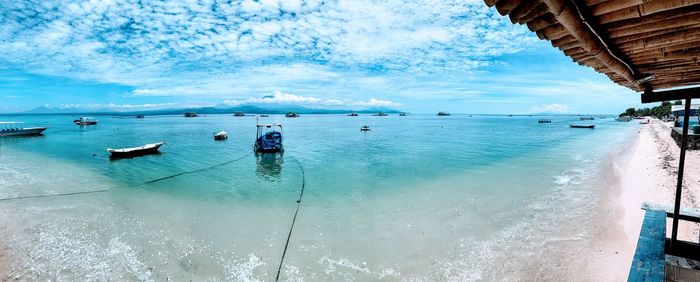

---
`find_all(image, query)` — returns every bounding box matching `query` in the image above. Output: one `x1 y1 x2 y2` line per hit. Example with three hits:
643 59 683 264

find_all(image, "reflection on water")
256 152 283 181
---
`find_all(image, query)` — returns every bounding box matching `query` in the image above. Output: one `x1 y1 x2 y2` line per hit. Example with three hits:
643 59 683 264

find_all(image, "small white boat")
214 131 228 140
0 122 47 136
107 142 164 158
639 120 649 124
74 117 98 125
361 125 370 131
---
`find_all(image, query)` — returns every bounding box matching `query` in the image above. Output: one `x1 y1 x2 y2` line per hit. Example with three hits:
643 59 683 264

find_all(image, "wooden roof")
485 0 700 92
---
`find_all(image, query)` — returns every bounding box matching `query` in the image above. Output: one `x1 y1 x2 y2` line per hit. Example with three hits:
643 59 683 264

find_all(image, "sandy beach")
594 118 700 281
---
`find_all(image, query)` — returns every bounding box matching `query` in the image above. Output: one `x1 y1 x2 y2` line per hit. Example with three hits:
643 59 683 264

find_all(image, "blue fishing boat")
254 123 284 153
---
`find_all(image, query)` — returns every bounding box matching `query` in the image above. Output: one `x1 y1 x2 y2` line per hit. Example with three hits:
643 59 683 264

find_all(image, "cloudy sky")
0 0 641 114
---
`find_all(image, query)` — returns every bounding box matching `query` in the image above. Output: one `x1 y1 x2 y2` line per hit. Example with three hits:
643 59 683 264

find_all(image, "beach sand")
589 118 700 281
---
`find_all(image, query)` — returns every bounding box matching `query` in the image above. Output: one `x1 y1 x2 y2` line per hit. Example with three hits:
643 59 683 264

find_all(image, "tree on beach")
619 101 671 118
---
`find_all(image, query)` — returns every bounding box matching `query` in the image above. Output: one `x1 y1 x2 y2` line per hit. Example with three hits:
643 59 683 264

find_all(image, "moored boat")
373 112 388 116
285 112 299 118
361 125 370 131
0 122 48 137
260 114 270 117
214 131 228 140
135 114 145 119
254 123 283 153
348 112 359 116
437 112 451 116
233 112 246 117
74 117 98 125
579 116 595 120
184 112 198 117
107 142 165 159
570 124 595 129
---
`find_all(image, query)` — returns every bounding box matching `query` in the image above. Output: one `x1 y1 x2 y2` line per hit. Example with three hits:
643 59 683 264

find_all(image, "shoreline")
597 118 699 280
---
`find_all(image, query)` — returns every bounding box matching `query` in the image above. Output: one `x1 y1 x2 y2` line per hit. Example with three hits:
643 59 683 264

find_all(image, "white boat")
74 117 98 125
0 122 48 137
107 142 164 158
214 131 228 140
361 125 370 131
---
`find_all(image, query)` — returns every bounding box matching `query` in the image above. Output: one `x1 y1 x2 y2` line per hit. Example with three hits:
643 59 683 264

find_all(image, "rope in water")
141 152 252 185
275 158 306 281
0 152 253 202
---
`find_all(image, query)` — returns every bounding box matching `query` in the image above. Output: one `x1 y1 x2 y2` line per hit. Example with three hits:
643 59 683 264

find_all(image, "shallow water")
0 114 636 281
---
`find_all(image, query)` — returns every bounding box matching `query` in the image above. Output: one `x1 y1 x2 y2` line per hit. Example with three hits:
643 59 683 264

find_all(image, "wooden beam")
641 85 700 103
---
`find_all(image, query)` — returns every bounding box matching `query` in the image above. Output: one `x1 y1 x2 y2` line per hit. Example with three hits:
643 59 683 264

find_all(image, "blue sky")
0 0 641 114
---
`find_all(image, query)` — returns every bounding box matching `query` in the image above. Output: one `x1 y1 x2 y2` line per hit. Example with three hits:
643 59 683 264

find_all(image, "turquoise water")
0 114 636 280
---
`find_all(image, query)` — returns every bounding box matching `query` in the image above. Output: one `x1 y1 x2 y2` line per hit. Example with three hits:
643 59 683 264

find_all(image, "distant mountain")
20 104 401 115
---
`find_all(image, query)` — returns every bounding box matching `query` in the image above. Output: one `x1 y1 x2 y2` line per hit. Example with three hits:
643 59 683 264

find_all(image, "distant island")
15 104 402 116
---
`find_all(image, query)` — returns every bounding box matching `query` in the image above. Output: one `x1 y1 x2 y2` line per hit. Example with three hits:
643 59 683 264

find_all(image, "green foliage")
619 101 671 118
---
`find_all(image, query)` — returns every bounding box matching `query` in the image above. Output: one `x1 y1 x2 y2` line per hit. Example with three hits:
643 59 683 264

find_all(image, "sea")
0 114 637 281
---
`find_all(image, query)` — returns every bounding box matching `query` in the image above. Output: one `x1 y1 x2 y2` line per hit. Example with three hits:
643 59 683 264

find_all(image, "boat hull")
570 125 595 129
108 143 164 159
0 127 47 137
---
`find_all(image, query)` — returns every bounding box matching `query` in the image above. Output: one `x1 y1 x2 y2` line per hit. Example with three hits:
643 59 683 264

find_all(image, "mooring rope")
275 158 306 281
140 152 252 185
0 188 111 202
0 152 253 202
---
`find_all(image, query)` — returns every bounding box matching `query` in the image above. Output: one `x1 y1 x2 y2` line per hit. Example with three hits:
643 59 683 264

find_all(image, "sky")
0 0 643 114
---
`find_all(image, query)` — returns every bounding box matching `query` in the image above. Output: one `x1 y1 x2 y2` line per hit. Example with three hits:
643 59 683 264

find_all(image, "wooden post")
671 98 692 247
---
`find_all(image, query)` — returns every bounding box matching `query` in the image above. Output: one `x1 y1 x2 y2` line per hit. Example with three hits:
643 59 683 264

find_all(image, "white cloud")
0 0 537 103
528 104 569 114
224 90 400 108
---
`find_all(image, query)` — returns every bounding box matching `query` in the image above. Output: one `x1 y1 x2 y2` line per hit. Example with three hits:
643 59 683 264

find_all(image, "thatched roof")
485 0 700 92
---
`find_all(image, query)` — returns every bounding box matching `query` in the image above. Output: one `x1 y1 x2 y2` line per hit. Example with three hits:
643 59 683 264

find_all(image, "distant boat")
260 114 270 117
74 117 98 125
616 116 632 122
373 112 388 116
135 115 145 119
255 123 283 153
508 114 513 117
633 116 646 120
437 112 450 116
214 131 228 140
399 112 409 116
233 112 246 117
639 120 649 124
107 142 164 159
184 112 198 117
580 116 595 120
285 112 299 118
570 124 595 129
348 113 359 116
538 119 552 123
0 122 47 137
361 125 370 131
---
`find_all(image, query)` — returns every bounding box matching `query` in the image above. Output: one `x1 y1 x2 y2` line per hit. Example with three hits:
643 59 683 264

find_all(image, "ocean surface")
0 114 637 281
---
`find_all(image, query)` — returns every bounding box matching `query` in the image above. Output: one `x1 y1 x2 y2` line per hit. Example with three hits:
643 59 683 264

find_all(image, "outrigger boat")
107 142 164 159
74 117 98 125
254 123 283 153
214 131 228 140
570 124 595 129
0 122 47 137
